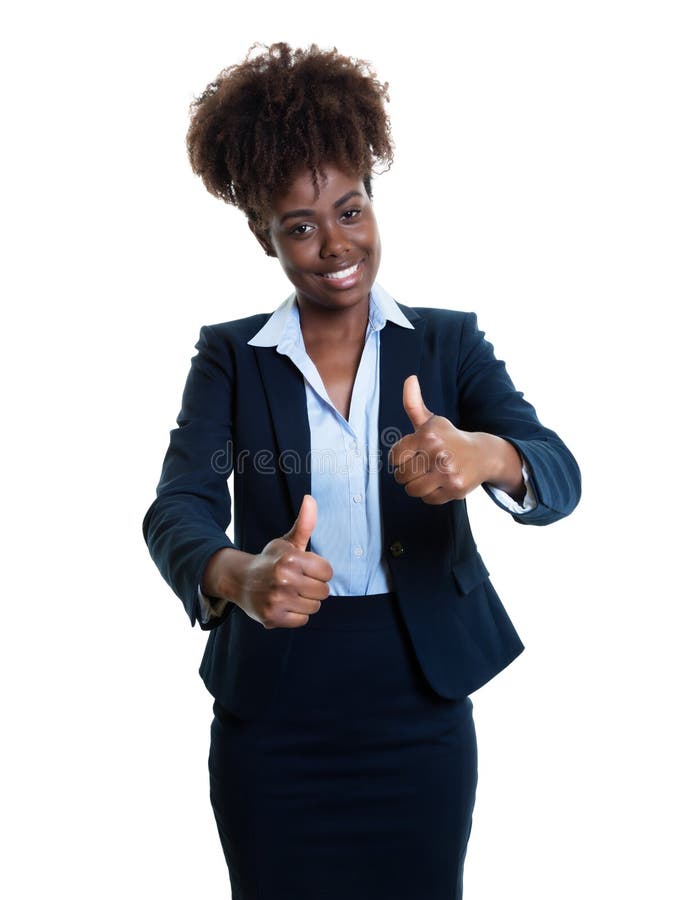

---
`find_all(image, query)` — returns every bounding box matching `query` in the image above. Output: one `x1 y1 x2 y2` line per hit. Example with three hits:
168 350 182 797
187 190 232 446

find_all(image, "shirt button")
389 541 404 558
351 440 359 453
353 494 362 503
354 547 363 557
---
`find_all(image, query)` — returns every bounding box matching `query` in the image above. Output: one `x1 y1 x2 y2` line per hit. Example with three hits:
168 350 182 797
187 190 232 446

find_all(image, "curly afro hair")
186 42 394 228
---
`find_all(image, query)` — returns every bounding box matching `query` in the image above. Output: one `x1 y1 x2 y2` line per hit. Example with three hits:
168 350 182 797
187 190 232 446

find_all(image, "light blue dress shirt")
199 283 535 616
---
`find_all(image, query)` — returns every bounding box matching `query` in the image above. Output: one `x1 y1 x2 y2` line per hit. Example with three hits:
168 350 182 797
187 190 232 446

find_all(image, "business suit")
143 295 579 898
142 298 580 721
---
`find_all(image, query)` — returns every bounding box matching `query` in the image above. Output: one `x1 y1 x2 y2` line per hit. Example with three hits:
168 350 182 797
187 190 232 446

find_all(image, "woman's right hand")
204 495 334 629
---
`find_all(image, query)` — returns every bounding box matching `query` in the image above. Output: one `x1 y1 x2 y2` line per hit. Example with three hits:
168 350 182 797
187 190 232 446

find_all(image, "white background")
2 2 674 897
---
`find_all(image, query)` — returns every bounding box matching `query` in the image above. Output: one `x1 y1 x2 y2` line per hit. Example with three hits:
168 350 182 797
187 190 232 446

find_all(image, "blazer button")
389 541 404 558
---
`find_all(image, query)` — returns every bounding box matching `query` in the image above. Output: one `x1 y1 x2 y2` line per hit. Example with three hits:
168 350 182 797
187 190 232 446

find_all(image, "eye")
341 208 361 221
289 222 314 236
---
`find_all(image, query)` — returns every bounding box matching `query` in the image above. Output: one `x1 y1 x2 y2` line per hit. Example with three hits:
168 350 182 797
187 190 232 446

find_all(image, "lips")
320 261 361 280
316 259 364 288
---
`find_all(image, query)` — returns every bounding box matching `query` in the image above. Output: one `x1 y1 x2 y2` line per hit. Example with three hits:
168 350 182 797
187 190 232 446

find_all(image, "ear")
248 220 277 258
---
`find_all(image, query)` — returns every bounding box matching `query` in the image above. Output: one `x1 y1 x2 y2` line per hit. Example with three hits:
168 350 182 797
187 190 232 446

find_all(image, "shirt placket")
345 328 374 595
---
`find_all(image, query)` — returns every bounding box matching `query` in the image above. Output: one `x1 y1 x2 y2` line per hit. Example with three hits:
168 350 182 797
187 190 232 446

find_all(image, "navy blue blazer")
142 301 581 720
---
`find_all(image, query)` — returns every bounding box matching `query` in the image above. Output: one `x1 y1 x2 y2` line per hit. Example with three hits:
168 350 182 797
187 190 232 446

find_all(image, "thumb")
284 494 317 551
402 374 434 430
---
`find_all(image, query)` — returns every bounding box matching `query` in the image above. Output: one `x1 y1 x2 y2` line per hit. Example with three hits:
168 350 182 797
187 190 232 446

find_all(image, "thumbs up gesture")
388 375 494 505
235 494 334 629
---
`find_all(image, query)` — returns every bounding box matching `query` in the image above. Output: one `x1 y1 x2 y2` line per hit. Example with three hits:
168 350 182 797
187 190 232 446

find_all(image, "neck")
296 293 370 346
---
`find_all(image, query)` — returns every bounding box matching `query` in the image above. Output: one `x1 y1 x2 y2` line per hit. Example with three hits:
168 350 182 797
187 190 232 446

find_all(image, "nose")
319 223 351 259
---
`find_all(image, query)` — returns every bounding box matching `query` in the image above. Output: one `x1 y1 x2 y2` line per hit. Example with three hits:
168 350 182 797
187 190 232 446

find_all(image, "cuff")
197 585 231 625
485 457 537 515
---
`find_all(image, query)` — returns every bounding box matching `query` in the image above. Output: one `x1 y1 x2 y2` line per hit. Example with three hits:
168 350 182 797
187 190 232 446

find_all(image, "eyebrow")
279 190 364 225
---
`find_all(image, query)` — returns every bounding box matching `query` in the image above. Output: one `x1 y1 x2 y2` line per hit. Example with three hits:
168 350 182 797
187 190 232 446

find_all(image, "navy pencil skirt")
208 591 478 900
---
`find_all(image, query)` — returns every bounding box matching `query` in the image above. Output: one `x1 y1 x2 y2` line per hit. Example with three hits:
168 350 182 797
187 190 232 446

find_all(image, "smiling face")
252 162 381 315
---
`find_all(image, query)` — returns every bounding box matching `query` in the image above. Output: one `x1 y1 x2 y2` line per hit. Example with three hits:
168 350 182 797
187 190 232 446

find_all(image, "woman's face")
255 162 381 314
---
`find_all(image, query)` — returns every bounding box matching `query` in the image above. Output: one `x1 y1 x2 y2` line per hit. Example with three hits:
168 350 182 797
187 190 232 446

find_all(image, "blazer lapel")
253 346 312 520
377 305 427 527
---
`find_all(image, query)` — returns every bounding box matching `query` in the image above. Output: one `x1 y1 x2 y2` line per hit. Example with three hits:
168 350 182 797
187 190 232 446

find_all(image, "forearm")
201 546 256 608
475 432 527 504
456 312 581 524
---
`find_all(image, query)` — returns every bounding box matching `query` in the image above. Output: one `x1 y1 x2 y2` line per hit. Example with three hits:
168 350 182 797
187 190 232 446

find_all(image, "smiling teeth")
322 262 360 280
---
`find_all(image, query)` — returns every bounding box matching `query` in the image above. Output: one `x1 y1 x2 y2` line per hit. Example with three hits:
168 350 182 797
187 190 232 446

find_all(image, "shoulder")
394 301 480 346
200 311 273 345
395 300 474 330
183 312 275 379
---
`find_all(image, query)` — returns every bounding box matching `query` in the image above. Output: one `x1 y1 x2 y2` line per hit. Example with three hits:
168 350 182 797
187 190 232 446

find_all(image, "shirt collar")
246 282 415 349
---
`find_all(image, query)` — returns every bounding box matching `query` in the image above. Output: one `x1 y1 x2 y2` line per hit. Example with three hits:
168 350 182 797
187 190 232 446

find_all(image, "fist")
239 494 335 629
388 375 488 504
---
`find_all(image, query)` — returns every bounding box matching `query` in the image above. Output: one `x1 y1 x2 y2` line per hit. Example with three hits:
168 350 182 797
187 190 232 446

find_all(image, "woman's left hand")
388 375 526 505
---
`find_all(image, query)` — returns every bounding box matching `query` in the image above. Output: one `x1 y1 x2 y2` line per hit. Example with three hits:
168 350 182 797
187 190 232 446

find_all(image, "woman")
142 42 581 900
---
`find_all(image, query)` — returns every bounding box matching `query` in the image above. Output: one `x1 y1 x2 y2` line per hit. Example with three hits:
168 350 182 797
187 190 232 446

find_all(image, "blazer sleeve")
456 312 581 525
142 325 238 628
